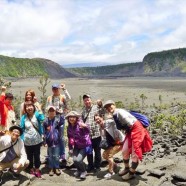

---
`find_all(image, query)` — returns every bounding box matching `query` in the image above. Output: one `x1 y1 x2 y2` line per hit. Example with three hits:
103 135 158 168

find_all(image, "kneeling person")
0 126 29 183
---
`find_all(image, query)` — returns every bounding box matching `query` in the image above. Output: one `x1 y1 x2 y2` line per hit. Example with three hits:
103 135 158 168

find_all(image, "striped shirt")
82 104 101 139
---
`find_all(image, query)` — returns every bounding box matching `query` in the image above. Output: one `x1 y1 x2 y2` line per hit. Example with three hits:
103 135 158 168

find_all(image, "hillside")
66 48 186 77
0 55 75 78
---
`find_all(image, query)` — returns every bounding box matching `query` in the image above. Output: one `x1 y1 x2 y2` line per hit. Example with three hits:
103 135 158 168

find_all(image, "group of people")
0 82 153 183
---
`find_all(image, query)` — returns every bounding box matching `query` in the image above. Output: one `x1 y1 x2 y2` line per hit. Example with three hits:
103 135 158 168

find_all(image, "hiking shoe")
9 169 20 179
55 169 61 176
86 166 94 173
104 172 115 179
122 172 135 180
49 169 54 176
80 171 87 179
35 170 41 178
118 167 129 176
30 169 35 176
74 170 80 177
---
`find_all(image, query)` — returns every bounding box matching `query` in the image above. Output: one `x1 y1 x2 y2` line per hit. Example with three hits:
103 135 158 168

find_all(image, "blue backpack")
129 111 150 128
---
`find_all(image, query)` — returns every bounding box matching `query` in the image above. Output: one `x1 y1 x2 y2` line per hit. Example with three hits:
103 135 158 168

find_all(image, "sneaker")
9 169 20 179
0 171 3 184
49 169 54 176
80 171 87 179
104 172 115 179
30 169 35 176
35 170 41 178
122 172 135 180
55 169 61 176
118 167 129 176
74 170 80 177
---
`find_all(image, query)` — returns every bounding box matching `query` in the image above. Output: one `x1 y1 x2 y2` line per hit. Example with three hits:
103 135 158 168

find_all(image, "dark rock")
148 169 166 177
172 172 186 182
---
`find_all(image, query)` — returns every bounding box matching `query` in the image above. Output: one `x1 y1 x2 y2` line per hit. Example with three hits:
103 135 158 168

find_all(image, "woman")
20 90 41 118
20 101 44 178
103 100 153 181
66 111 92 180
94 114 124 179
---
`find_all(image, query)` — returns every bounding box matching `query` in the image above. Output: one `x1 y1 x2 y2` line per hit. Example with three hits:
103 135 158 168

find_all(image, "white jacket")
0 135 28 166
104 118 125 142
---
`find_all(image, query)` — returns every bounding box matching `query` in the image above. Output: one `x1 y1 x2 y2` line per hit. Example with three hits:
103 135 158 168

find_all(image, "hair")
24 89 35 102
5 93 14 100
23 101 36 114
94 113 103 121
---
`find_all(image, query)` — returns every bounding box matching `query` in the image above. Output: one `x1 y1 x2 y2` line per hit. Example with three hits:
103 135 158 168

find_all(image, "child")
66 111 92 179
43 106 65 176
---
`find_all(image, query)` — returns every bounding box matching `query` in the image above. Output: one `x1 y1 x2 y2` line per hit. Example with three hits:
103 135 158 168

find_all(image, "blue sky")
0 0 186 66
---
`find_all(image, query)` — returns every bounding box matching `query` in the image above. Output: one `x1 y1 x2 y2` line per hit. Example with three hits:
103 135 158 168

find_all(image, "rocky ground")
1 126 186 186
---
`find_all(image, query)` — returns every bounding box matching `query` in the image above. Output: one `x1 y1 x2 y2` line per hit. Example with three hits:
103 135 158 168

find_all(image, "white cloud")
0 0 186 65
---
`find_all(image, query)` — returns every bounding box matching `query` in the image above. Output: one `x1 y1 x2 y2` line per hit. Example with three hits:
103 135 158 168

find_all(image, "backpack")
129 111 150 128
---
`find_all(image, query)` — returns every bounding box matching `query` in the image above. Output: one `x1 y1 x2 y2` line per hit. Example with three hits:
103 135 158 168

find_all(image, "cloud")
0 0 186 65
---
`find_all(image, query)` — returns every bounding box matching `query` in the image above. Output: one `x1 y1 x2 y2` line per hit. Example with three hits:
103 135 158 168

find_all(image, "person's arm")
61 84 71 100
17 139 28 167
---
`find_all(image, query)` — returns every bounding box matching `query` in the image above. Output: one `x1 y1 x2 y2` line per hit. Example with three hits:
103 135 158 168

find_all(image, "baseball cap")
52 84 60 89
83 94 91 99
47 105 56 111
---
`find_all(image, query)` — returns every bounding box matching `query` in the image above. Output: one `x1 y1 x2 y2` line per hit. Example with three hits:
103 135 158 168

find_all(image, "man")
0 125 29 183
46 83 71 162
82 94 101 172
0 86 16 131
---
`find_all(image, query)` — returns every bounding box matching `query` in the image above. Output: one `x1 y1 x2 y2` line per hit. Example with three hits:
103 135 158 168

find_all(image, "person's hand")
69 149 73 156
1 86 6 92
0 131 5 136
61 83 66 90
79 122 87 128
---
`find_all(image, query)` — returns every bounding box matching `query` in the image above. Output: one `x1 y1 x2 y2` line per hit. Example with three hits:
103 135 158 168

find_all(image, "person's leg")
25 145 34 172
59 122 66 161
93 136 101 170
33 143 42 177
86 139 94 171
119 138 130 176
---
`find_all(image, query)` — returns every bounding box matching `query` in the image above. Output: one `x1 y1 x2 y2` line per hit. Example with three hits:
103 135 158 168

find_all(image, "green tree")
38 75 50 112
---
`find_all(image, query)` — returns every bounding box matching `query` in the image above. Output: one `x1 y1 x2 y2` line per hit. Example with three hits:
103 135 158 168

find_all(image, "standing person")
66 111 92 179
82 94 101 172
43 106 65 176
20 101 45 178
46 83 71 162
20 89 42 118
103 100 153 180
0 86 16 131
94 114 124 179
0 126 29 184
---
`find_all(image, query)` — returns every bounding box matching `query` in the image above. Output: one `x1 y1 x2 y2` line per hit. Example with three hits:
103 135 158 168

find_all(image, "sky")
0 0 186 66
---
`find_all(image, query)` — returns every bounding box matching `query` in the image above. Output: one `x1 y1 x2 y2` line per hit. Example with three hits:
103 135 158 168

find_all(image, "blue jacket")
20 111 45 140
43 115 65 147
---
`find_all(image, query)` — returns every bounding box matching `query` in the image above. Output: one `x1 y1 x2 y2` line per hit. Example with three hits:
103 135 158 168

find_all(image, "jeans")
87 136 101 169
48 145 60 168
59 123 66 159
73 147 87 172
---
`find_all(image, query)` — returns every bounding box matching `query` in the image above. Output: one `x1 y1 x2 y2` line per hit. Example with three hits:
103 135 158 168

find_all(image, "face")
105 104 116 114
10 129 20 142
48 109 56 118
25 104 35 115
83 97 92 108
52 88 60 96
68 116 77 125
4 98 13 105
26 92 32 101
94 115 103 125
